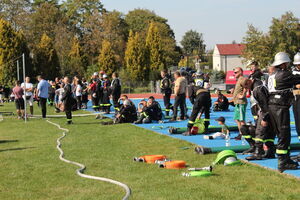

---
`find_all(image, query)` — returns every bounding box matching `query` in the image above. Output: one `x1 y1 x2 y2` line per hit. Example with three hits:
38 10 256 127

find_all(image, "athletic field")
1 102 300 200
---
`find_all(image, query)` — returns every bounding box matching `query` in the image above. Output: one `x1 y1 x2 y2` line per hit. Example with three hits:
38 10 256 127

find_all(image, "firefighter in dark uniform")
134 96 162 124
160 70 173 116
241 78 276 160
101 74 112 114
61 77 73 124
184 73 211 136
111 72 122 111
291 52 300 161
89 78 100 111
114 100 137 123
268 52 300 172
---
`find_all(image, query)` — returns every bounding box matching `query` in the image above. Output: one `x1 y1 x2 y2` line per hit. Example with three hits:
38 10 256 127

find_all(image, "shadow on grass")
0 147 35 153
0 140 19 144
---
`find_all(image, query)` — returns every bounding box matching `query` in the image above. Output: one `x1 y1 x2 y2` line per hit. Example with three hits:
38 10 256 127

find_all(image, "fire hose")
46 119 131 200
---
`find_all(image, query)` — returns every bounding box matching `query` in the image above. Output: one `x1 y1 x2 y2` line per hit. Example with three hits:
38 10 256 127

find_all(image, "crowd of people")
1 51 300 173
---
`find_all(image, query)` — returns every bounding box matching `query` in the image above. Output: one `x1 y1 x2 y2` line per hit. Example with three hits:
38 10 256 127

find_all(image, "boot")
263 142 276 159
242 138 255 154
234 134 242 140
182 127 192 136
203 121 210 134
246 142 264 160
278 154 299 173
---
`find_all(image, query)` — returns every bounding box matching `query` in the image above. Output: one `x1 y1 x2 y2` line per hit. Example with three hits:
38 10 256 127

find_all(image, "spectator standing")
230 67 248 140
171 71 187 121
61 77 73 124
12 80 25 119
36 75 49 118
111 72 122 111
21 77 34 116
75 79 82 110
81 78 89 109
0 84 3 103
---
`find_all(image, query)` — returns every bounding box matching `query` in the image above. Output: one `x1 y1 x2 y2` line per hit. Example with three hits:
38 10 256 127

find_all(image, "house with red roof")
213 44 246 72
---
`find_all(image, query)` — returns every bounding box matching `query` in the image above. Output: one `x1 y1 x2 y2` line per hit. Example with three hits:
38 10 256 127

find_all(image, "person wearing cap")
160 69 173 116
241 78 276 160
291 52 300 161
267 52 300 172
100 74 111 114
114 99 137 123
89 78 100 111
230 67 248 140
203 117 229 140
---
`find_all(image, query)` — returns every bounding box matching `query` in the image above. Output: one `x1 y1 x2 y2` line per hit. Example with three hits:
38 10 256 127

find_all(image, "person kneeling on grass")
114 100 137 123
134 96 163 124
203 117 229 140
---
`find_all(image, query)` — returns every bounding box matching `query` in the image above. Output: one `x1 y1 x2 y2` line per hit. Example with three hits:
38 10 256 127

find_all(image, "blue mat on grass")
85 98 300 178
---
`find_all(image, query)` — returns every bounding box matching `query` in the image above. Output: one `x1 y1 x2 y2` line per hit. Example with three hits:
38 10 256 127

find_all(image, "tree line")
0 0 183 85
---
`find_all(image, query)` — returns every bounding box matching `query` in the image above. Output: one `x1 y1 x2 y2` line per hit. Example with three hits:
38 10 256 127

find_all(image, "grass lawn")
1 102 300 200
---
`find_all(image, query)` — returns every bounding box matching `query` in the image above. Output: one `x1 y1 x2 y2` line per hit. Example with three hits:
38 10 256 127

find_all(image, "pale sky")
101 0 300 50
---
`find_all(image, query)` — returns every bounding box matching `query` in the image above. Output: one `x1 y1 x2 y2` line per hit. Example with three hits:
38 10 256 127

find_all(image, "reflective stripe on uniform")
188 121 195 124
253 115 258 120
276 149 288 154
253 138 264 142
204 118 210 122
242 135 252 139
264 139 274 143
165 109 171 111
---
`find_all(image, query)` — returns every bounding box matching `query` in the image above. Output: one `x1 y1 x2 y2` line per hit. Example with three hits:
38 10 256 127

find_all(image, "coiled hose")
46 120 131 200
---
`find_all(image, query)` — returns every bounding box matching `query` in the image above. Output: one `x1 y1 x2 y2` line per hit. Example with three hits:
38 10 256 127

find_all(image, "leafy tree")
98 40 117 76
146 22 164 80
67 36 85 77
33 33 59 79
243 12 299 69
124 31 149 81
269 12 299 59
181 30 205 57
0 19 27 85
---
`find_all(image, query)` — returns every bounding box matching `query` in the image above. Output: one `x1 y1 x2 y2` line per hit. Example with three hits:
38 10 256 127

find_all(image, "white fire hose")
46 120 131 200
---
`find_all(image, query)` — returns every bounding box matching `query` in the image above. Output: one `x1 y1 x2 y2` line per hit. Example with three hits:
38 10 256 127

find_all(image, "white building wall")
213 46 221 71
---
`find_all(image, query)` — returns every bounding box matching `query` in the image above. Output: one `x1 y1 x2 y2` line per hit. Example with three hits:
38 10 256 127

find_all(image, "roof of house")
216 44 246 55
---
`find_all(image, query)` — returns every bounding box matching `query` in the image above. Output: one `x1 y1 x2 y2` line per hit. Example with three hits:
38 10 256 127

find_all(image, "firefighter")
184 72 211 136
268 52 300 172
101 74 112 114
89 78 100 111
291 52 300 161
134 96 162 124
160 69 173 116
114 100 137 123
241 78 276 160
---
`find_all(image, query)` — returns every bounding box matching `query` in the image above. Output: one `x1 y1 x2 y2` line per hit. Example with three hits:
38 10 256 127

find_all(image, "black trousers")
163 93 172 115
269 104 291 154
76 96 82 109
293 95 300 138
64 103 72 121
112 93 120 108
188 92 211 129
92 96 99 110
173 94 186 119
39 97 47 118
255 111 275 143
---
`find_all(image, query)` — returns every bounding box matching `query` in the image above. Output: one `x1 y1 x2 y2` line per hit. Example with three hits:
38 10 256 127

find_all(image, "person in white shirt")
21 77 34 115
75 79 82 110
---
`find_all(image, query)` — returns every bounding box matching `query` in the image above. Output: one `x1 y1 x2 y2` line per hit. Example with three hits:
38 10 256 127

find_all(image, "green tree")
67 36 85 77
98 40 117 76
33 33 59 79
269 12 299 58
0 19 27 85
243 12 299 69
146 22 164 80
181 30 205 57
124 31 149 81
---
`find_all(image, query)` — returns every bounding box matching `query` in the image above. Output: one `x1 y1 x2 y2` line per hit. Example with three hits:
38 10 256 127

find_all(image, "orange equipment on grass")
159 160 187 169
133 155 167 163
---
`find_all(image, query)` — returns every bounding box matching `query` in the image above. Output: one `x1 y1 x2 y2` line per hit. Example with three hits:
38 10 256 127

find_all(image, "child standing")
204 117 230 140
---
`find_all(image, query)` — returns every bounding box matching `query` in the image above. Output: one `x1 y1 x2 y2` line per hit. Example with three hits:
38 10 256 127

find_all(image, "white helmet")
123 100 131 106
103 74 108 78
271 52 291 67
293 52 300 65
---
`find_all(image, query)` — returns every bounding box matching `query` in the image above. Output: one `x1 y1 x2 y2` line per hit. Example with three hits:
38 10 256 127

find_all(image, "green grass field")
1 102 300 200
